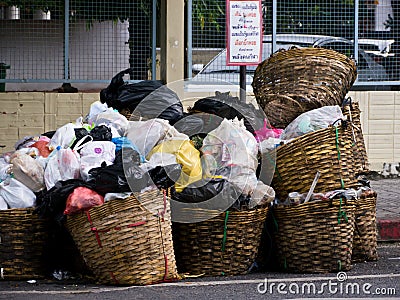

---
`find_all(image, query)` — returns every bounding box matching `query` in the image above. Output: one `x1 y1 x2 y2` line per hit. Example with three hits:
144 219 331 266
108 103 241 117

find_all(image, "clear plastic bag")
201 118 258 173
0 178 36 208
280 105 344 140
10 152 45 192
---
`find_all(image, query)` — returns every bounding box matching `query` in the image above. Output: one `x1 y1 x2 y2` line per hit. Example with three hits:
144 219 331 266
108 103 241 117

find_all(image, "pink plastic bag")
64 187 104 215
254 119 283 142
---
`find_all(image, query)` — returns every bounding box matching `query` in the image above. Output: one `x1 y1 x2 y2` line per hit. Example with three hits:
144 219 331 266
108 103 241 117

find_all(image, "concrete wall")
0 91 398 172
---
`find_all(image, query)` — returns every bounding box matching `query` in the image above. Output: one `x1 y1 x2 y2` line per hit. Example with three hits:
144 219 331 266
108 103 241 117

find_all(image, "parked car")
187 34 389 92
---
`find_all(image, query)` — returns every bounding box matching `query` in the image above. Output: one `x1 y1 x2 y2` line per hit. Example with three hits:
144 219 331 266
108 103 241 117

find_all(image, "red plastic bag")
30 140 52 158
64 187 104 215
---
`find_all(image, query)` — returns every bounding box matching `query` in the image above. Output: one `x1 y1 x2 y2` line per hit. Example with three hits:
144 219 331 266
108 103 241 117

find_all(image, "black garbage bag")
35 179 96 225
148 164 182 190
70 128 90 150
100 68 128 108
100 69 184 124
188 91 265 133
171 177 240 204
88 148 149 194
89 125 112 141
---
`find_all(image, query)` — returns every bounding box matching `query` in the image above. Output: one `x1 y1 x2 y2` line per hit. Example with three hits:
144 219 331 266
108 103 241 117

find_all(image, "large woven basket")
66 189 179 285
342 99 369 175
252 47 357 128
352 190 378 262
0 208 49 280
172 205 269 276
273 198 356 273
268 124 359 201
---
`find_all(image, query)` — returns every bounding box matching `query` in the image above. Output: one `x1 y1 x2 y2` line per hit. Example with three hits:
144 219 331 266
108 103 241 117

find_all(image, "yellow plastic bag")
147 140 202 192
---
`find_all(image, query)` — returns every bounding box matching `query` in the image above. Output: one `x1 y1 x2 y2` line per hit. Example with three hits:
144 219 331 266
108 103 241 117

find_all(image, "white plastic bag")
80 141 116 181
0 178 36 208
87 101 108 124
127 118 188 157
93 108 129 137
44 148 81 190
0 157 11 182
48 119 83 150
10 153 45 192
0 195 8 210
280 105 344 140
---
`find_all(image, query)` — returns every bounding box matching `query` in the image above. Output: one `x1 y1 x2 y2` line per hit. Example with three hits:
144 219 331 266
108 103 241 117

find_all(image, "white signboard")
226 0 262 66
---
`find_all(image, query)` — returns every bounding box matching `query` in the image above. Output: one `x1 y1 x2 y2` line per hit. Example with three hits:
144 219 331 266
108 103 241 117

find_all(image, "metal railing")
187 0 399 88
0 0 157 91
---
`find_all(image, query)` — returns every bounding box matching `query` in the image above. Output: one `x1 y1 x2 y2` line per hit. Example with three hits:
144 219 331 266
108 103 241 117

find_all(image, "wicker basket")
342 100 369 174
352 190 378 262
272 198 356 273
172 205 269 277
268 124 359 201
66 189 179 285
0 208 49 280
252 47 357 128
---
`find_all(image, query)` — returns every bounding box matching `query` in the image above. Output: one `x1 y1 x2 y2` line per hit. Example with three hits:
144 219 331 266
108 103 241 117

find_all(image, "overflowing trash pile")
0 69 279 228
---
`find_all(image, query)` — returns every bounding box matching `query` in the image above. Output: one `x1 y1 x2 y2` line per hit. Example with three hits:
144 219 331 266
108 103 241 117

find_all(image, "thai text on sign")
226 0 262 66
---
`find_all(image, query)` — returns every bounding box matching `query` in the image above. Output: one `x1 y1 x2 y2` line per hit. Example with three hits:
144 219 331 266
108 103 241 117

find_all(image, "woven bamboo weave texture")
66 189 179 285
352 190 378 262
172 205 269 276
0 208 49 280
252 47 357 128
269 125 359 201
273 198 356 273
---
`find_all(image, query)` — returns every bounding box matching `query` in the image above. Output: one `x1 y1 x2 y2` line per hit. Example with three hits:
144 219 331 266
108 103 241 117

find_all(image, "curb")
377 219 400 241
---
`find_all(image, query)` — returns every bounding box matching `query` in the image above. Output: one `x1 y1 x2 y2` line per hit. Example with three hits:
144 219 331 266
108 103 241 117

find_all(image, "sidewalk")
369 176 400 241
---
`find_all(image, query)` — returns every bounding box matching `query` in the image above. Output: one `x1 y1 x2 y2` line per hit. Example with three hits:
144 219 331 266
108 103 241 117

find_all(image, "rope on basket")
221 211 230 252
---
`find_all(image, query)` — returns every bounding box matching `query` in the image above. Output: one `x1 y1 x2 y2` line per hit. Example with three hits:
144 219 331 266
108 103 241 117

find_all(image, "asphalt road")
1 242 399 300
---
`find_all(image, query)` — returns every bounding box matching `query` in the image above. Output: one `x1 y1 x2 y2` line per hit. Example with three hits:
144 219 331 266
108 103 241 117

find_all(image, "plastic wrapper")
280 105 344 140
10 152 45 192
64 186 104 215
148 139 202 192
0 178 36 208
